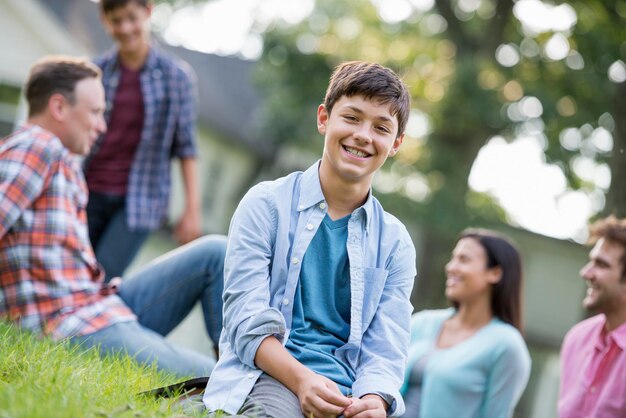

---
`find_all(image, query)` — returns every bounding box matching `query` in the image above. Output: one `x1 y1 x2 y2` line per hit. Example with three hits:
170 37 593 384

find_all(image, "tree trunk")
605 81 626 217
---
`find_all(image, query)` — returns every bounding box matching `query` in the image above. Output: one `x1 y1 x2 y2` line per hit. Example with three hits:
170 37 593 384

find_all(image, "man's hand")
342 394 387 418
296 372 352 418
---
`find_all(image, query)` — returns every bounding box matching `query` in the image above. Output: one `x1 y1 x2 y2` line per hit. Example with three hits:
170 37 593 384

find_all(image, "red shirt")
0 125 136 339
559 314 626 418
85 63 144 195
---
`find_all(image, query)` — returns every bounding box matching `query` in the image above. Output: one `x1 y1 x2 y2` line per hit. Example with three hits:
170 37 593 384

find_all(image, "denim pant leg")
86 191 122 248
118 234 227 347
97 208 150 282
70 321 215 377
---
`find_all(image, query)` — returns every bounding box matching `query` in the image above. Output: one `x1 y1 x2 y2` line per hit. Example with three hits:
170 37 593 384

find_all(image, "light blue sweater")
401 308 531 418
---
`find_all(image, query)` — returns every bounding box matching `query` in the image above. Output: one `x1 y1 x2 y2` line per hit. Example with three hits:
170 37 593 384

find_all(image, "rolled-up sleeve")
171 64 198 159
352 234 417 417
222 183 286 368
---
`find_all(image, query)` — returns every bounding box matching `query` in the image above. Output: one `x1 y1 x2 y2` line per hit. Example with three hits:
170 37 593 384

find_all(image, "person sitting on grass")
0 56 225 378
201 61 417 418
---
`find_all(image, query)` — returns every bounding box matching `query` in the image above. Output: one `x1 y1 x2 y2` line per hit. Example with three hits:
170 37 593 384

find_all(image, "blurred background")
1 0 624 416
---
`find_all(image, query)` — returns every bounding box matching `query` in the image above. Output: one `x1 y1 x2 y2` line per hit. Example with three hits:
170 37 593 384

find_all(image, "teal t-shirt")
285 214 354 394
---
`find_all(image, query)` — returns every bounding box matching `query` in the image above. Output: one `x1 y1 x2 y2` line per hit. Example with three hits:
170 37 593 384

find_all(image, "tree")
250 0 626 309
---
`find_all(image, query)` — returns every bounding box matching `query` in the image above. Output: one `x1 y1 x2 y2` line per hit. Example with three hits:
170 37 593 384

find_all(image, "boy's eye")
343 115 358 122
376 125 391 134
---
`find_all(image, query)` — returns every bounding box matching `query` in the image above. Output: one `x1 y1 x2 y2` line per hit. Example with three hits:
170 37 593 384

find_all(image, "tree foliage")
252 0 625 308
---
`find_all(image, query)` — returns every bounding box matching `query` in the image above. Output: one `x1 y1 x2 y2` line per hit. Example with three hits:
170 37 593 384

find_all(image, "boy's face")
317 94 403 185
101 1 151 54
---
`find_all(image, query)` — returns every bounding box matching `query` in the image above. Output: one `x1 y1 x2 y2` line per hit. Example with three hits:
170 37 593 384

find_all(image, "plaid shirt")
0 124 136 340
86 45 199 230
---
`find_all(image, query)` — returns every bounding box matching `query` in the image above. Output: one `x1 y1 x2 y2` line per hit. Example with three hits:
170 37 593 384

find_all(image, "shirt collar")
595 314 626 351
609 319 626 350
297 160 374 229
105 42 161 73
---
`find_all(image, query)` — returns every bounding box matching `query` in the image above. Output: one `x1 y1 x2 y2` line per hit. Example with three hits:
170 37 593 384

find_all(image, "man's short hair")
323 61 410 138
100 0 150 14
588 215 626 281
25 56 101 117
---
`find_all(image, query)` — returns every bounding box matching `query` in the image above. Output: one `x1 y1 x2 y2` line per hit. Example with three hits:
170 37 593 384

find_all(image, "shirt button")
247 373 254 379
298 205 305 210
319 202 327 209
306 224 314 231
283 298 290 305
292 257 299 264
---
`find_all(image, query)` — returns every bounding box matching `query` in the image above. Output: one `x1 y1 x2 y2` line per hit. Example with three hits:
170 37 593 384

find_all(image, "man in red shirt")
0 56 225 377
559 216 626 417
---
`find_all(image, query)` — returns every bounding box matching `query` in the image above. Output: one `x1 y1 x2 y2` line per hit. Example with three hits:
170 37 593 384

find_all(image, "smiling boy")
202 61 417 417
84 0 201 281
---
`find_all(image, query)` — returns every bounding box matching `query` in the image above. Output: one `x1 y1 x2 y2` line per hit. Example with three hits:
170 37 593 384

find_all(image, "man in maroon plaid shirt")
0 56 226 377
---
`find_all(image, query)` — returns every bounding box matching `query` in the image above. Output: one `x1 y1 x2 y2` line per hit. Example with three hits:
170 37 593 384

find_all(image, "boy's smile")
318 95 404 186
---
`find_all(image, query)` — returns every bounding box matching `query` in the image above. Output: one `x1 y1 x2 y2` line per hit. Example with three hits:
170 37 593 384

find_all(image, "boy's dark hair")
25 56 101 117
323 61 410 138
100 0 150 14
588 215 626 281
454 228 524 332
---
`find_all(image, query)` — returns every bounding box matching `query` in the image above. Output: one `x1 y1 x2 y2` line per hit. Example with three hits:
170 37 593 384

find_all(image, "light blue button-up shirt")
203 162 417 416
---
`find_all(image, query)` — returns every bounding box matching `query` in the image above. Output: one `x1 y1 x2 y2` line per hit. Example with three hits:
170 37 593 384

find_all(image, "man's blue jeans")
71 235 226 378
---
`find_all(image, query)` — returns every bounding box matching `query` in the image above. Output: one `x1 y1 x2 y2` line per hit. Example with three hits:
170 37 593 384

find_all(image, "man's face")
101 1 151 54
580 238 626 314
59 77 106 155
317 94 403 186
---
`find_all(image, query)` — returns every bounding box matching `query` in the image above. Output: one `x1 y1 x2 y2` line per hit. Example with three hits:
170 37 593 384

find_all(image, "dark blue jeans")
71 235 227 377
87 191 149 282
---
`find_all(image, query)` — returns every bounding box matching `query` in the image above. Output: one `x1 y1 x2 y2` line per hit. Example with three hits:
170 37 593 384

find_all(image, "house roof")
0 0 89 85
41 0 271 158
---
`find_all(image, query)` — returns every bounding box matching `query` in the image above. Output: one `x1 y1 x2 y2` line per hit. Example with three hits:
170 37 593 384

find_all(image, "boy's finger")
322 386 352 406
308 396 347 416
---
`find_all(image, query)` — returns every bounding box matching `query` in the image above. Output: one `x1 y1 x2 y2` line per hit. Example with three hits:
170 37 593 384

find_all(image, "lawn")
0 322 204 418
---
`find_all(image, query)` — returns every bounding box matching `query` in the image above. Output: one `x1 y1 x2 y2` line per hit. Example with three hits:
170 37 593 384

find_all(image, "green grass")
0 322 204 418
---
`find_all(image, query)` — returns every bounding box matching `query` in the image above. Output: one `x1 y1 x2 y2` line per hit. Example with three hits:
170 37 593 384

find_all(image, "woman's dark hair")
454 228 524 332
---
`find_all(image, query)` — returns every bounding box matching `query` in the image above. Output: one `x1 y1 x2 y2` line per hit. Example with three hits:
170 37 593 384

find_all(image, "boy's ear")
317 104 328 135
99 9 110 29
145 2 154 17
387 133 404 157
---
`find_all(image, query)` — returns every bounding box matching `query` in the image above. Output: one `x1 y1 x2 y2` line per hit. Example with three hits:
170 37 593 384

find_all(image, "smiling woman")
400 228 531 418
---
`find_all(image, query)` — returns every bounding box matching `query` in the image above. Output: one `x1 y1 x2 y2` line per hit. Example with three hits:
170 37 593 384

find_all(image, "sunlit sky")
154 0 623 242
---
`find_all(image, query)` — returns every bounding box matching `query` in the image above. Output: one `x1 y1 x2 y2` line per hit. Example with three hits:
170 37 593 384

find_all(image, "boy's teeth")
346 147 367 157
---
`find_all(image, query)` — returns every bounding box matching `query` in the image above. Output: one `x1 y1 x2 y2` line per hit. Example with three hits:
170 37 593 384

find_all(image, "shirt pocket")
360 267 388 332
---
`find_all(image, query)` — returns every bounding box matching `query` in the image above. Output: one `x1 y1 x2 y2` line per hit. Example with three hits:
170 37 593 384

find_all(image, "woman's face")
445 237 500 304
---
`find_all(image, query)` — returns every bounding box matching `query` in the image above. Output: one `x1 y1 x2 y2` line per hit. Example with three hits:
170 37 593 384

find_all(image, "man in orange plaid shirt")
0 56 226 377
